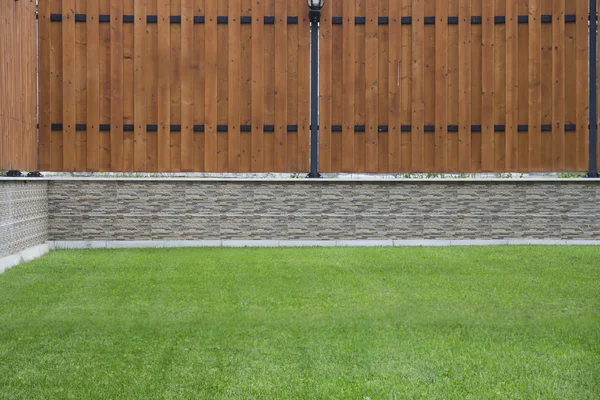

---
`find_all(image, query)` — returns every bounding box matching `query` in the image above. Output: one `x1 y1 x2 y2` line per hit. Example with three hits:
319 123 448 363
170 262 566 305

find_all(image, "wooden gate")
38 0 310 172
37 0 599 173
318 0 595 173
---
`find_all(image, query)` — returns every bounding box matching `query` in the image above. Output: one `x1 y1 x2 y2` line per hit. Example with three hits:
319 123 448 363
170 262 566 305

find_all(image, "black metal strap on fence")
48 14 581 25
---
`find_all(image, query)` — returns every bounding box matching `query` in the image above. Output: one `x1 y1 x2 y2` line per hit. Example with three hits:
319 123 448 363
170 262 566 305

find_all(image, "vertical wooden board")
319 0 333 172
518 0 529 171
39 0 52 170
423 0 435 172
226 0 241 172
552 0 565 171
194 0 206 171
262 0 275 171
330 0 343 172
239 0 253 172
400 0 412 171
528 0 542 171
157 0 171 171
251 0 265 171
447 0 459 172
286 0 299 172
122 0 135 171
75 0 87 171
365 0 379 172
145 0 158 172
62 0 76 171
388 0 402 172
169 0 182 172
133 0 147 171
204 0 218 171
355 0 366 173
575 0 588 171
505 0 518 171
378 0 389 172
458 0 471 171
86 0 100 172
217 0 229 172
494 0 506 172
411 0 424 172
481 0 494 171
470 0 481 172
274 0 288 171
540 0 553 171
99 0 111 171
180 0 194 171
435 0 448 172
110 0 124 171
564 0 577 170
298 0 310 172
342 0 356 172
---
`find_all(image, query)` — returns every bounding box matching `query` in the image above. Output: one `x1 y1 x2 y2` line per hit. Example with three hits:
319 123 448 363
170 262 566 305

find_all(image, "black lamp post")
589 0 598 178
307 0 324 178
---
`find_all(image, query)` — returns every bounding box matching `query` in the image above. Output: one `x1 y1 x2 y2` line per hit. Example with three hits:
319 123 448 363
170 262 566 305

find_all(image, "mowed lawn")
0 247 599 399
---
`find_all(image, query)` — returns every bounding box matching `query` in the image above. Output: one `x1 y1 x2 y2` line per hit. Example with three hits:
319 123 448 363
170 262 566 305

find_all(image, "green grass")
0 247 599 399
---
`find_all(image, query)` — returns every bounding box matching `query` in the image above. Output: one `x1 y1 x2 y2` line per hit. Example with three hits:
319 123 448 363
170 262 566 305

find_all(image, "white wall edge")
0 244 50 274
47 240 600 250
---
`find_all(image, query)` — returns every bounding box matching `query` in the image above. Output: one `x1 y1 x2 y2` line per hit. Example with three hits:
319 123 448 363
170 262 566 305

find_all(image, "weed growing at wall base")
0 247 598 399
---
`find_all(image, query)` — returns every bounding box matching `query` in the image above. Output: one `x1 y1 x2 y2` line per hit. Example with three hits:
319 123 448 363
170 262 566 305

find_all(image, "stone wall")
0 181 48 258
47 180 599 242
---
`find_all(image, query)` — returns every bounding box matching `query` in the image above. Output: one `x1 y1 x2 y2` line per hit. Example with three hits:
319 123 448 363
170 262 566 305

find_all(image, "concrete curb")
0 244 51 274
48 240 600 249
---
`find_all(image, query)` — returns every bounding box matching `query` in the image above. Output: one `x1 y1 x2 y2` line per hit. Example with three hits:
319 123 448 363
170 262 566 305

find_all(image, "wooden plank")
39 0 52 170
157 0 171 171
494 0 506 172
133 0 147 171
552 0 565 171
86 0 100 172
458 0 471 171
423 0 435 172
109 0 124 171
540 0 553 171
576 0 588 171
62 0 76 171
251 0 264 171
239 0 252 172
470 0 482 172
435 0 448 172
179 0 194 171
287 0 300 172
170 0 182 172
298 2 310 172
217 0 229 172
274 0 288 171
378 0 389 173
193 0 206 171
446 0 458 172
528 0 542 171
505 0 518 171
481 0 494 171
227 0 241 172
410 0 424 172
319 0 333 172
122 0 135 172
365 0 379 172
388 0 401 172
341 0 356 172
355 0 366 173
400 0 412 172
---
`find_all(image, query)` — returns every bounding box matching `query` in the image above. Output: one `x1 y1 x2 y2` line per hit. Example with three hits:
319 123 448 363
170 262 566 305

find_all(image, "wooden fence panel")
0 0 37 171
319 0 593 173
36 0 597 173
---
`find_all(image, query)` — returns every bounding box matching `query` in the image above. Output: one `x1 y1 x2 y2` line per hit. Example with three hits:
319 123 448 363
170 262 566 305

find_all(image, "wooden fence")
38 0 310 172
35 0 600 173
318 0 594 173
0 0 37 171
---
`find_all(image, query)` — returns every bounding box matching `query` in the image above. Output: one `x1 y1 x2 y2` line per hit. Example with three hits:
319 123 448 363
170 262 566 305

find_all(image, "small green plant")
557 172 586 179
495 173 512 179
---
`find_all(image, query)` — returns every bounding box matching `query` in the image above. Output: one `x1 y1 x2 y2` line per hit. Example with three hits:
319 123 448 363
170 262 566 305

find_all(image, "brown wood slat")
274 0 288 172
157 0 171 171
39 0 52 170
505 0 519 171
62 0 76 171
481 0 494 171
494 0 506 172
180 0 194 171
227 0 241 172
298 1 310 173
319 1 333 172
354 0 366 173
365 0 379 172
576 0 588 172
458 0 471 172
388 0 401 172
529 0 542 171
341 0 356 172
133 0 147 171
109 0 124 171
378 0 389 173
435 0 448 172
251 0 264 171
552 0 565 171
